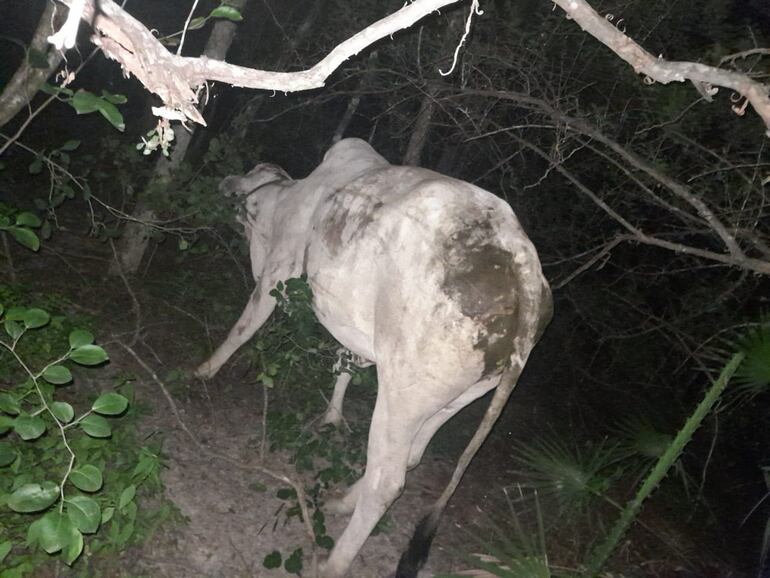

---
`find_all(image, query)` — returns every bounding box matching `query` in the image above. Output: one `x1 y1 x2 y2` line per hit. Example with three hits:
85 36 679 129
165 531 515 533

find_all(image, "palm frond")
512 436 618 515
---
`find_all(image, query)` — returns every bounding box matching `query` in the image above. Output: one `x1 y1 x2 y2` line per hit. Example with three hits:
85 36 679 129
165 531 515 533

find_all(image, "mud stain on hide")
441 220 519 377
322 195 379 255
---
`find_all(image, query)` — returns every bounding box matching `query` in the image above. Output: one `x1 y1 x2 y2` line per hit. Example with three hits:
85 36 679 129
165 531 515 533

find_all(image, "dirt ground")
3 227 749 578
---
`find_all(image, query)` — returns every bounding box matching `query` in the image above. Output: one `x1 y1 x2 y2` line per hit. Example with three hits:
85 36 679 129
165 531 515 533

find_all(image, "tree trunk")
0 2 65 129
402 84 438 166
109 0 248 276
331 51 378 143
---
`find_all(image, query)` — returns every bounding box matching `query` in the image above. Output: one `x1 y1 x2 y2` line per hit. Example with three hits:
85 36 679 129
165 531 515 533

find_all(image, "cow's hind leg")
196 287 277 378
321 384 425 578
406 378 499 469
325 391 478 516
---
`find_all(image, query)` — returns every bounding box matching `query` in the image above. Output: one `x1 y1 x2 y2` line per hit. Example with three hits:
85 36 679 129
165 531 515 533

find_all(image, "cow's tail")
394 269 551 578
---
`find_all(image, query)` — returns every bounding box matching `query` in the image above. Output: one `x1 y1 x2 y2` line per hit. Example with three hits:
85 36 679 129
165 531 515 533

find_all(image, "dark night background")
1 0 769 576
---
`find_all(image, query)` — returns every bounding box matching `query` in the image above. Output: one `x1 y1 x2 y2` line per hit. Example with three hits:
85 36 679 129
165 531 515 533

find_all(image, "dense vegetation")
1 0 768 576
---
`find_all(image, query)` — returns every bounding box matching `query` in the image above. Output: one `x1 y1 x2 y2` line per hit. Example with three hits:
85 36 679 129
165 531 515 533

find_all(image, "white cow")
196 138 552 578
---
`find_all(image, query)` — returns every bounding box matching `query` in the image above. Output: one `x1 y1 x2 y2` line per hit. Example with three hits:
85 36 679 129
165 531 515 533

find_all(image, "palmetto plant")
727 321 770 405
722 320 770 577
511 436 620 520
609 414 696 500
435 490 552 578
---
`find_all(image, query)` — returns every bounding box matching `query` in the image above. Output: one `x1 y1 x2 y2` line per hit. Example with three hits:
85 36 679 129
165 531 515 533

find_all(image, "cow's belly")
307 251 380 362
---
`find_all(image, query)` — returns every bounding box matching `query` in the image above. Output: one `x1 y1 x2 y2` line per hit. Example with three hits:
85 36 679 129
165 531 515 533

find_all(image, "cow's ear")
219 175 241 197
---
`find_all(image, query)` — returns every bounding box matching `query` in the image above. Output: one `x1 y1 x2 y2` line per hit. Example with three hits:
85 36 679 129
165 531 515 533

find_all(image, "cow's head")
220 163 290 199
220 163 292 231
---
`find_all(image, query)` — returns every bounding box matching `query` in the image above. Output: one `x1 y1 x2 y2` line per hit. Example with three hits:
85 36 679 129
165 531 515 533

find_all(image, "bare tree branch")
551 0 770 135
506 130 770 277
45 0 770 135
53 0 464 125
453 88 768 271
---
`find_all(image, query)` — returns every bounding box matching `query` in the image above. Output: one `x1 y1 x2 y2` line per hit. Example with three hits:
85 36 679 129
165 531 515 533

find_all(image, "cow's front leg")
322 371 352 426
196 286 277 378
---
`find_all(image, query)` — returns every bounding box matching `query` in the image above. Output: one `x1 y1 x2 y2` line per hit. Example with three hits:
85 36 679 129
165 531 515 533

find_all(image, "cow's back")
304 165 544 384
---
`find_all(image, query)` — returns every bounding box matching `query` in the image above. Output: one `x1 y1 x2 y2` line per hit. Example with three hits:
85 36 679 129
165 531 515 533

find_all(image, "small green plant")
610 414 696 499
255 278 375 573
262 484 334 574
585 353 745 576
454 337 753 578
726 320 770 405
0 204 42 252
41 85 126 132
259 277 368 484
435 487 552 578
512 436 618 520
0 296 170 575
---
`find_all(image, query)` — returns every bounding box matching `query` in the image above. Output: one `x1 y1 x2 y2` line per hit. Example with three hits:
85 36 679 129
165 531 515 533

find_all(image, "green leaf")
188 16 207 30
4 319 25 340
59 139 81 151
91 392 128 415
263 550 282 569
66 495 101 534
9 227 40 251
70 90 101 114
70 344 108 366
22 308 49 329
0 540 11 564
28 158 43 175
5 307 25 321
97 99 125 132
41 219 52 240
276 488 296 500
40 82 73 96
27 510 73 554
100 90 127 105
8 481 59 513
50 401 74 423
43 364 72 385
316 534 334 550
70 464 103 492
79 414 111 438
70 90 125 132
284 547 303 574
210 5 243 20
14 413 46 440
118 484 136 510
68 329 94 348
15 212 41 228
101 506 115 524
0 392 21 415
62 526 83 565
0 415 14 435
0 442 17 467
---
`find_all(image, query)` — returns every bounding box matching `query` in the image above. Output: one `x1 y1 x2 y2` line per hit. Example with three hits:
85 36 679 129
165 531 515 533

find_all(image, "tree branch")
53 0 464 125
507 131 770 277
455 88 750 262
551 0 770 135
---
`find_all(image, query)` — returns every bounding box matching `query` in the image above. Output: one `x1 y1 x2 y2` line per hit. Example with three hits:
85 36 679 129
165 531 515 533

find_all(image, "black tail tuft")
395 509 441 578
